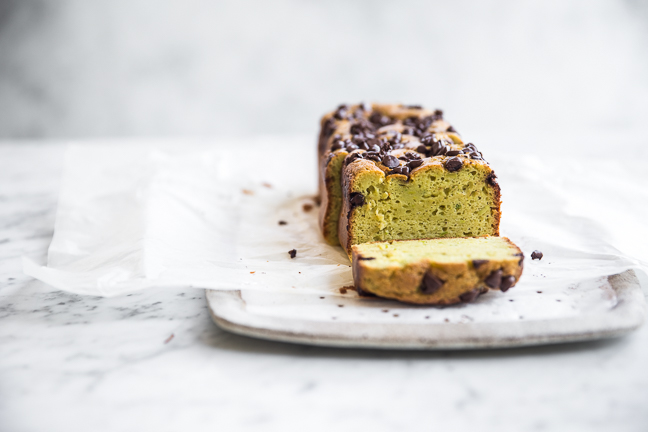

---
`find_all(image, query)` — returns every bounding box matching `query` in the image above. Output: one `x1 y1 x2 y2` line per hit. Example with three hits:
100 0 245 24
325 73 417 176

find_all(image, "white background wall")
0 0 647 143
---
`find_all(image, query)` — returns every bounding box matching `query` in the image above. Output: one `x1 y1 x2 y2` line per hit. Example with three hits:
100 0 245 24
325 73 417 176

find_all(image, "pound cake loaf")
318 103 465 246
352 236 524 305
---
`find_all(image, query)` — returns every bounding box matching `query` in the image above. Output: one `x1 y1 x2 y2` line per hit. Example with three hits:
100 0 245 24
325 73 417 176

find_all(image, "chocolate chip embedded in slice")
288 249 297 259
382 155 400 168
472 259 489 268
445 157 463 172
420 272 444 294
446 150 462 157
531 250 543 260
500 276 516 292
349 192 365 208
486 172 498 186
459 289 480 303
485 269 503 288
358 256 376 261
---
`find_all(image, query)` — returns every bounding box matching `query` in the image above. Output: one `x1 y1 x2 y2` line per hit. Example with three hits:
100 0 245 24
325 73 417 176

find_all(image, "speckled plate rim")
206 270 646 350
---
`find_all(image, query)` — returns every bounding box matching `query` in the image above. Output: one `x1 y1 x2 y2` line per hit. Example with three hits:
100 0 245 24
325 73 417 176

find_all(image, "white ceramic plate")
206 270 645 349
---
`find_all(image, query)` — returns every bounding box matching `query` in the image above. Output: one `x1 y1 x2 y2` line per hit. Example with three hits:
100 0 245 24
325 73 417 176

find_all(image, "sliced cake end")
352 236 524 305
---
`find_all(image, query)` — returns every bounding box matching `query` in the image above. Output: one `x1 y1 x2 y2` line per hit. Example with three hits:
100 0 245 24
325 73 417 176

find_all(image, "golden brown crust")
352 237 524 305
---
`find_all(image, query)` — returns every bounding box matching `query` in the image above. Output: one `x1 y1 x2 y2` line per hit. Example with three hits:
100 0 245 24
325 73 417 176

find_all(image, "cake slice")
338 141 500 255
352 237 524 305
318 103 463 246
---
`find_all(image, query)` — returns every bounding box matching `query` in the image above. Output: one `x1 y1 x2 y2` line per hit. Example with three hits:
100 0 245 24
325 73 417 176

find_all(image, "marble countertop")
2 142 648 432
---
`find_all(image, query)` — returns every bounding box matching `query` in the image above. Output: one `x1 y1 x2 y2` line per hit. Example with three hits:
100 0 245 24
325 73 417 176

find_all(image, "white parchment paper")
23 137 648 298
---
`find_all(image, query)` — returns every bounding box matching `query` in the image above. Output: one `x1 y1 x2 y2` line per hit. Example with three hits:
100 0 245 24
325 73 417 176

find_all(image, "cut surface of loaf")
352 236 524 305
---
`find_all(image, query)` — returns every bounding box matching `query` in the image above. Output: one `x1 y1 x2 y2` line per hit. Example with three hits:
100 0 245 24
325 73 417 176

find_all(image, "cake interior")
349 163 498 245
355 236 519 267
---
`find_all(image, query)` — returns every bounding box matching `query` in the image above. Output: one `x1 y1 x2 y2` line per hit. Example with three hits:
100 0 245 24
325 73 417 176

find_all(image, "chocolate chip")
485 269 503 288
420 272 444 294
416 144 428 154
446 150 462 156
445 157 463 172
278 220 288 225
459 289 479 303
406 151 421 159
331 140 344 151
369 112 393 127
382 155 400 168
407 159 423 169
345 152 363 165
486 172 498 186
369 144 381 153
500 276 516 292
406 104 423 109
288 249 297 259
470 152 482 160
389 166 410 176
402 127 415 135
531 250 543 260
420 134 434 146
358 256 376 261
447 125 457 133
345 143 359 151
431 140 448 156
472 259 488 268
349 192 365 208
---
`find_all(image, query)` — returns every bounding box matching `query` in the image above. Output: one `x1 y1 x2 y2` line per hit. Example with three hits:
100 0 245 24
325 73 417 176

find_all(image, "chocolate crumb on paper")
278 220 288 225
288 249 297 259
303 203 314 212
531 250 544 260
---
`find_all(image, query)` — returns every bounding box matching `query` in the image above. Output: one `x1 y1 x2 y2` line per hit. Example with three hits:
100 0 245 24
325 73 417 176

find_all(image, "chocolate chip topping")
472 259 489 268
431 140 449 156
459 289 480 303
369 112 393 127
349 192 365 208
288 249 297 259
389 166 410 176
531 250 543 260
446 150 462 157
500 276 516 292
358 256 376 261
345 152 364 165
420 272 444 294
447 125 457 133
445 157 463 172
485 269 503 288
407 159 423 169
382 155 400 168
